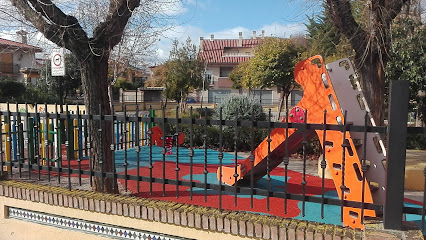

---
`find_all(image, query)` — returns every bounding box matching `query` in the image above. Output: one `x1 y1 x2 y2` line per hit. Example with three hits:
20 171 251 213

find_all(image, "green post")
27 118 34 163
150 109 155 127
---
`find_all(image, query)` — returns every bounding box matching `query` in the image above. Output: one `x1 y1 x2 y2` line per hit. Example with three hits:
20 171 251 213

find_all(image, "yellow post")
126 122 129 148
73 119 78 159
141 121 145 146
40 123 46 165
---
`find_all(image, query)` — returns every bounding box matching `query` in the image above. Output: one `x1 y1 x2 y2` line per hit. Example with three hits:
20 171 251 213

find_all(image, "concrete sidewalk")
405 150 426 202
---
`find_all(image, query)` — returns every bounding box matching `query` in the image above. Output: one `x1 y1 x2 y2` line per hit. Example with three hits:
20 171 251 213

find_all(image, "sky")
153 0 318 62
0 0 425 65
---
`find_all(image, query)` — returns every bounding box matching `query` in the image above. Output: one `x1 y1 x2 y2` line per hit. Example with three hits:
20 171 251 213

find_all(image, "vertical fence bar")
234 111 239 207
162 106 166 196
65 104 71 190
284 108 289 214
135 98 141 193
189 107 194 200
16 103 22 178
218 107 223 211
55 103 61 183
111 106 116 192
175 106 180 198
384 80 409 230
301 110 308 217
35 103 40 181
340 110 348 223
76 104 81 185
250 108 255 209
44 103 50 181
361 111 369 223
266 109 272 211
120 112 124 150
203 107 208 202
123 105 128 191
88 107 93 187
320 110 327 219
84 113 88 157
7 102 12 177
25 103 32 179
149 105 153 196
99 104 104 192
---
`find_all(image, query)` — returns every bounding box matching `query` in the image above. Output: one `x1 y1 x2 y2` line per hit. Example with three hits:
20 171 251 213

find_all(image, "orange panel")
217 56 375 229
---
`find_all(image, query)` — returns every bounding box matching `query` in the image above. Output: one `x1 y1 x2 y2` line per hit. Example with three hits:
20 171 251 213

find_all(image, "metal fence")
0 81 424 232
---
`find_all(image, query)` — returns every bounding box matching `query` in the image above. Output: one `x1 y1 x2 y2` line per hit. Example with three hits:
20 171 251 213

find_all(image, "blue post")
116 121 120 150
131 121 134 147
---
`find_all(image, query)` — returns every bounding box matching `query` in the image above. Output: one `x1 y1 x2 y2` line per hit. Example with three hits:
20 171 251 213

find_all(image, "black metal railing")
0 81 424 233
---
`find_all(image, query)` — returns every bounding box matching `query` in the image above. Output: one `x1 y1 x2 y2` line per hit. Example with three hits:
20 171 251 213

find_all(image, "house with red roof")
198 31 283 105
0 31 43 85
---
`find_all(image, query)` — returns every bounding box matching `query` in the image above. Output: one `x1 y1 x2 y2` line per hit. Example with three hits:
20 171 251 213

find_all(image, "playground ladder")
217 56 386 229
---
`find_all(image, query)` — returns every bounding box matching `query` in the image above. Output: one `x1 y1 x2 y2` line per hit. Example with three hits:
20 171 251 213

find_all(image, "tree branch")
11 0 89 57
385 0 410 21
326 0 368 56
11 0 61 45
93 0 141 49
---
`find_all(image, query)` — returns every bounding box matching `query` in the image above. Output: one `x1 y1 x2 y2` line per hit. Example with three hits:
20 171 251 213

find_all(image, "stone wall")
0 180 423 240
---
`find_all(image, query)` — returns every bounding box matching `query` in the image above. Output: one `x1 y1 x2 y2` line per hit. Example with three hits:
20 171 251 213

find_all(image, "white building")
0 31 42 85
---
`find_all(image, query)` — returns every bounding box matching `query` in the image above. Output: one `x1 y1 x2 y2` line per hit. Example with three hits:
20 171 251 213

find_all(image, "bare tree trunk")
416 91 425 127
277 88 285 121
354 53 385 125
326 0 408 125
81 55 118 193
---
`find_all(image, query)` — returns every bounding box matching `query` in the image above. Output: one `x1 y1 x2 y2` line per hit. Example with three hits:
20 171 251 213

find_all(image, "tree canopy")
161 38 204 108
229 37 302 118
386 17 426 125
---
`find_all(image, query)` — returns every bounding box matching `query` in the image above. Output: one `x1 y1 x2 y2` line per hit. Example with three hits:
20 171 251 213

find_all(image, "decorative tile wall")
8 207 192 240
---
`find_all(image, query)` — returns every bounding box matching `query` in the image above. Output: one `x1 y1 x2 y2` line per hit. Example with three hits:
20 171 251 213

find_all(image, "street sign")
51 48 65 76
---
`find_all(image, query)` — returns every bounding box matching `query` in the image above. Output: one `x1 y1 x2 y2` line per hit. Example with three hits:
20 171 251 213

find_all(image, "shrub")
215 94 266 121
407 134 426 150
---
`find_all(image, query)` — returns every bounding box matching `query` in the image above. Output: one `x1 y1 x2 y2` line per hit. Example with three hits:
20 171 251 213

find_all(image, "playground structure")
218 56 386 229
0 105 154 170
0 56 419 232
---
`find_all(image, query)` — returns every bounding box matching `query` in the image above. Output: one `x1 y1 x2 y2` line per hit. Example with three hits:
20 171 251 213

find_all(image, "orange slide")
217 56 376 229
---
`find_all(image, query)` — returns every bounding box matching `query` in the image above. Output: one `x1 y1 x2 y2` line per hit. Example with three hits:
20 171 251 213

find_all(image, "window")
204 70 213 85
220 67 233 77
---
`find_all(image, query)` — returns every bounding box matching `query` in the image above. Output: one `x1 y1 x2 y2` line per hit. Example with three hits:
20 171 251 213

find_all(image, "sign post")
51 48 65 77
51 48 66 140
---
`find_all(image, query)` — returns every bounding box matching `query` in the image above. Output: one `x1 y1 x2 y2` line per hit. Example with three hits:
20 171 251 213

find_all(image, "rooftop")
0 38 42 52
198 32 263 64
